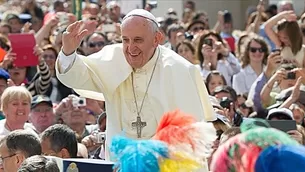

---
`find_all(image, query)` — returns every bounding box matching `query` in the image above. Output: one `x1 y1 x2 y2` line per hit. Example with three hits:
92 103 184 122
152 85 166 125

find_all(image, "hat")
255 145 305 172
266 108 294 120
123 9 159 27
31 95 53 109
187 20 206 31
0 69 9 80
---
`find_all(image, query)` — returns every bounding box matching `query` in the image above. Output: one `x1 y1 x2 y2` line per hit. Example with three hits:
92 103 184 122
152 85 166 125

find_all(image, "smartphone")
203 38 213 47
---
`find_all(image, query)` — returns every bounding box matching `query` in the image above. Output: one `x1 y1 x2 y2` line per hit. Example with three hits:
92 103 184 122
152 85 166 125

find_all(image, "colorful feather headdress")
210 119 300 172
110 109 217 172
110 136 169 172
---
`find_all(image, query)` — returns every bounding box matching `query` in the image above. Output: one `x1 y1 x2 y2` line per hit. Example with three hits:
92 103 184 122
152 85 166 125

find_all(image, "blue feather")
110 136 169 172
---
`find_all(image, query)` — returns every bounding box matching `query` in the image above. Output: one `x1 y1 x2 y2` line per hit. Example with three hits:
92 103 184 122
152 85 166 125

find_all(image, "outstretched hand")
62 20 97 56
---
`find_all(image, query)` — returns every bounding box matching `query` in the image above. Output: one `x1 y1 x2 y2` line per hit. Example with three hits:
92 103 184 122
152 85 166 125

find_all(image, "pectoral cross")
132 116 147 138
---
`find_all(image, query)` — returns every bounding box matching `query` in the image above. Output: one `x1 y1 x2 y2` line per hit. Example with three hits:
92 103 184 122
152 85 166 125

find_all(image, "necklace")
131 48 160 138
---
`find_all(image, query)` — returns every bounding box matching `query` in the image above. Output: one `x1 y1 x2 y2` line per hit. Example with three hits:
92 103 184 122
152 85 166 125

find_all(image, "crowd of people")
0 0 303 171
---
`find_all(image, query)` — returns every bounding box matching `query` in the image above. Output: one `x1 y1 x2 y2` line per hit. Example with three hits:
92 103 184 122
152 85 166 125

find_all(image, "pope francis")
56 9 216 162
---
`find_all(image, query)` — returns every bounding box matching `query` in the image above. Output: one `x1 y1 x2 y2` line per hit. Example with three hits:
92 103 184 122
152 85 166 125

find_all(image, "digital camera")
72 97 86 107
95 132 106 144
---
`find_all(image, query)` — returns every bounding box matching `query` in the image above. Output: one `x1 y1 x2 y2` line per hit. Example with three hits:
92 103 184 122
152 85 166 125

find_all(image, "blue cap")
255 145 305 172
0 68 10 80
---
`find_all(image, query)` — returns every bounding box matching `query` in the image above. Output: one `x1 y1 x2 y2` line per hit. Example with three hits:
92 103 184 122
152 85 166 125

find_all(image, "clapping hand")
62 20 97 56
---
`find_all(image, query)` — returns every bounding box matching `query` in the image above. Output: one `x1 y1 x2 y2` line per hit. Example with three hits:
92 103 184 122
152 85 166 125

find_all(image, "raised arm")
55 20 104 95
260 69 286 107
35 16 59 45
264 11 297 48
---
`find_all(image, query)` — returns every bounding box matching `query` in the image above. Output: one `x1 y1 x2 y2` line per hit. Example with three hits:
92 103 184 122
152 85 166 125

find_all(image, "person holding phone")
196 31 241 86
261 63 299 108
265 10 305 68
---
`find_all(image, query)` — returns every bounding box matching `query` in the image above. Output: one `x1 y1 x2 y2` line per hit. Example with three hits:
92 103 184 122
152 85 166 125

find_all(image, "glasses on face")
88 41 105 48
43 54 56 60
249 47 266 53
32 107 53 113
0 153 17 164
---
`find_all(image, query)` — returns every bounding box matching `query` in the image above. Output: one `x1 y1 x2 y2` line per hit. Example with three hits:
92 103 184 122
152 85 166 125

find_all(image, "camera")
72 97 86 107
95 132 106 144
184 32 194 41
220 97 233 109
286 71 296 80
203 38 213 47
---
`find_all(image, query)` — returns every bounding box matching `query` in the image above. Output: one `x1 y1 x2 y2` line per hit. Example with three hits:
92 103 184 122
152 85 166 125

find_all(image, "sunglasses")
249 47 266 53
89 41 105 48
192 27 205 32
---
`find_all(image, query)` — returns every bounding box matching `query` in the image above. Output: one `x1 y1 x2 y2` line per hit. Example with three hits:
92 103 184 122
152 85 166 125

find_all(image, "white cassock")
56 44 216 164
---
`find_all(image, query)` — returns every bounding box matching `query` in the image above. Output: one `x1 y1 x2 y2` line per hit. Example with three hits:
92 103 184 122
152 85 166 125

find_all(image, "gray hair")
18 155 60 172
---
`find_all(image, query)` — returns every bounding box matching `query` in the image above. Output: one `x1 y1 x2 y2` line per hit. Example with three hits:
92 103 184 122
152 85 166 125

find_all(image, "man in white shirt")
56 9 216 163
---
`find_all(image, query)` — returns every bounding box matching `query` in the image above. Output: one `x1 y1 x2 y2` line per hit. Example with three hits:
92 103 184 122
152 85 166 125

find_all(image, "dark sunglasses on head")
192 27 205 32
249 47 266 53
89 41 105 48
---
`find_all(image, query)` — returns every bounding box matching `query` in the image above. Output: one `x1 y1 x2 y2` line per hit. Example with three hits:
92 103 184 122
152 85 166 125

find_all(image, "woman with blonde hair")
0 86 35 136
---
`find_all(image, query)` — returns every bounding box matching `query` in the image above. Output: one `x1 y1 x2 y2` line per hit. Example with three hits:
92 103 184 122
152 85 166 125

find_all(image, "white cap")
267 108 294 120
123 9 159 27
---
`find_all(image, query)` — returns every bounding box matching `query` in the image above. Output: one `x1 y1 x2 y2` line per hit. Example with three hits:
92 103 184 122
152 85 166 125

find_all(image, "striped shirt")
27 60 52 96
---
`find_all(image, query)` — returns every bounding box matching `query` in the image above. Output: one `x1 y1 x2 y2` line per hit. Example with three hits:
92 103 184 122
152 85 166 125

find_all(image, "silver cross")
131 116 147 138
